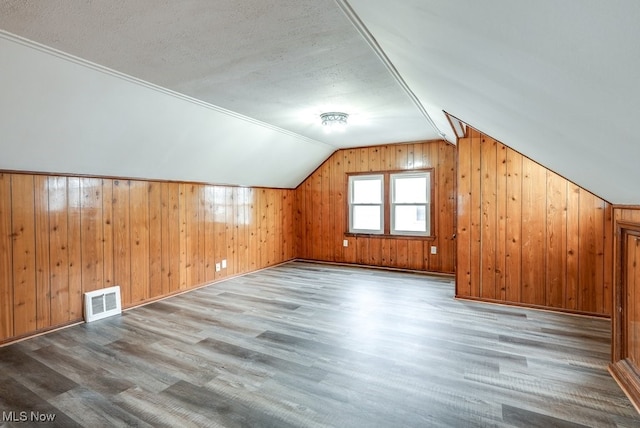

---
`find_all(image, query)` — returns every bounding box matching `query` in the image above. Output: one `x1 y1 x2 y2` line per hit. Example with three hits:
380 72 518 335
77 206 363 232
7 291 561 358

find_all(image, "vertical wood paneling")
594 198 606 314
203 186 215 282
282 190 294 261
62 183 81 315
480 137 497 299
34 176 50 330
167 183 181 293
248 188 258 272
356 236 368 265
0 174 14 340
184 184 199 288
130 181 150 303
160 182 172 294
407 240 423 270
578 191 599 313
12 174 37 336
457 130 610 316
369 237 382 266
396 239 409 269
294 140 456 273
113 180 131 304
148 182 163 299
565 184 581 310
495 144 508 300
520 157 546 305
395 145 407 170
342 150 357 264
102 179 114 290
213 186 226 279
470 133 482 296
310 169 322 261
369 146 381 171
80 178 103 293
546 172 567 309
0 171 296 344
505 149 522 303
226 187 237 275
178 184 187 289
198 185 207 281
603 204 614 315
237 187 249 274
48 176 69 326
260 189 269 267
438 142 456 272
294 184 304 260
456 137 472 297
321 163 331 262
267 189 276 266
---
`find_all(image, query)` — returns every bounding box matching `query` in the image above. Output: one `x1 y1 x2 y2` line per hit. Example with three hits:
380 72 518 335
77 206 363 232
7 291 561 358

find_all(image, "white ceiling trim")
0 29 333 152
335 0 447 140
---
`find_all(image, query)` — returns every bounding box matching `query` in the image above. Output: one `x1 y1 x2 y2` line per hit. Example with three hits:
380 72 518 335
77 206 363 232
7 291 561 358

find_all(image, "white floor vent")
84 286 122 323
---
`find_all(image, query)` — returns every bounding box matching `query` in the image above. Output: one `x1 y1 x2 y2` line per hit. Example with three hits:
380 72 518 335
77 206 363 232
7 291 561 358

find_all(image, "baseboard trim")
609 360 640 414
292 258 455 278
454 295 610 319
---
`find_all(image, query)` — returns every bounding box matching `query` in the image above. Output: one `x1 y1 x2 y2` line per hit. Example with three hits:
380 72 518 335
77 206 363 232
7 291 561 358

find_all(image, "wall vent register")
84 286 122 323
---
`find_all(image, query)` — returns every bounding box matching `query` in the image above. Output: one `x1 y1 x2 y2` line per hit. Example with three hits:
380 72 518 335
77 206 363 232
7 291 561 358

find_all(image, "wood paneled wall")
295 141 456 273
0 172 295 343
457 130 612 316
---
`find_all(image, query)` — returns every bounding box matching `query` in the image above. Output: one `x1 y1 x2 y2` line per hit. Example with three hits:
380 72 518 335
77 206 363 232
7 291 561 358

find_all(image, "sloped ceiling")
347 0 640 204
0 1 639 203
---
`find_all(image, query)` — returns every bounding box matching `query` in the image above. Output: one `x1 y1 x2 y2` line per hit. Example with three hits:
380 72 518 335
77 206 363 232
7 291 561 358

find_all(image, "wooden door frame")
613 221 640 362
610 221 640 413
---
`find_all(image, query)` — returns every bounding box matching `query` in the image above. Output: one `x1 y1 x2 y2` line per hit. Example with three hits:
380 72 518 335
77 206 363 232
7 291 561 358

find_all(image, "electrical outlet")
215 263 221 272
431 246 437 255
343 239 349 247
222 259 227 269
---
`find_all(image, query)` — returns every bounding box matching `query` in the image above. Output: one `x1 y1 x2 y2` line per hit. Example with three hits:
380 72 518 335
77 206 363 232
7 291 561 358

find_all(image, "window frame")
348 174 384 235
390 171 431 237
346 169 434 239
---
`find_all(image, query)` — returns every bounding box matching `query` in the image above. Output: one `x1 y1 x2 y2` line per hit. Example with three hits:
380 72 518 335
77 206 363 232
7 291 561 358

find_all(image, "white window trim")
390 172 430 236
348 174 384 234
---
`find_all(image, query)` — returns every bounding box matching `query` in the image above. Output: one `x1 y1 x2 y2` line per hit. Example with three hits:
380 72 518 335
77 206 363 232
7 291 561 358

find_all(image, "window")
348 174 384 234
391 172 430 236
348 170 432 237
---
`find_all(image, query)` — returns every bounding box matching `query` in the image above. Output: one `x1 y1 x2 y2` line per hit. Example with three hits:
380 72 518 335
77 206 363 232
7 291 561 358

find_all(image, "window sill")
344 233 435 241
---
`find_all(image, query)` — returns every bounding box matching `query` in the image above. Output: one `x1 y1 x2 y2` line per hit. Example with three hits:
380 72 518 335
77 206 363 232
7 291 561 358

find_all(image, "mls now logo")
2 411 56 422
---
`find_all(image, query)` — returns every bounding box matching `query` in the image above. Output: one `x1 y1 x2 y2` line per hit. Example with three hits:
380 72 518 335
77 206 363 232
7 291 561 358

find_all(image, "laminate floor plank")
0 261 638 427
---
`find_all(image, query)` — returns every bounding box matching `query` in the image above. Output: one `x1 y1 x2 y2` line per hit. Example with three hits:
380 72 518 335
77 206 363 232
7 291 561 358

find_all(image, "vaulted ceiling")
0 1 638 203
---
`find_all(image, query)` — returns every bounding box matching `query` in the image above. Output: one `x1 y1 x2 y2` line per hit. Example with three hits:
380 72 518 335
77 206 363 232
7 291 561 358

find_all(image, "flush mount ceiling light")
320 112 348 131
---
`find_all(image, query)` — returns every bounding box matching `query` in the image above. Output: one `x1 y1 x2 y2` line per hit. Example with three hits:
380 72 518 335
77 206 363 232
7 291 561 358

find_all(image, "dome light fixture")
320 112 348 131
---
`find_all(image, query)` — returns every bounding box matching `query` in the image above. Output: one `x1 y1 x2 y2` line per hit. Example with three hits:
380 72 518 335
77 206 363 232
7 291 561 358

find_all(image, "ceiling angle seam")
334 0 446 139
0 30 333 150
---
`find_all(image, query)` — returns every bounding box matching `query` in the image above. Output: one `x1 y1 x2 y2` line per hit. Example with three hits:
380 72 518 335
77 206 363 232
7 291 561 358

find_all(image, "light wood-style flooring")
0 261 638 427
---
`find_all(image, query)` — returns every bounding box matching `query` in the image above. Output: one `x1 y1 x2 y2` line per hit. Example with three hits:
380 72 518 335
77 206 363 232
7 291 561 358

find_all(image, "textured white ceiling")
0 0 440 148
0 0 639 203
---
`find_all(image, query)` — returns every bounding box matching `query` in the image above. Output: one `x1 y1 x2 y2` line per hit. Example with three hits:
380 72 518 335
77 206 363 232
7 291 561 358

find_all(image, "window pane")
352 178 382 203
353 205 382 230
393 176 427 203
394 205 427 232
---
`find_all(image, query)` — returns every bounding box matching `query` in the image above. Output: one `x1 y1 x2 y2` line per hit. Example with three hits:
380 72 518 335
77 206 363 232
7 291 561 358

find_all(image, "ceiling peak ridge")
334 0 446 140
0 30 335 151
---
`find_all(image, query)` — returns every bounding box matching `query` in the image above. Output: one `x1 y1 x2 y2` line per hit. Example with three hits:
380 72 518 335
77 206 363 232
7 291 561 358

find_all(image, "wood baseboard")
609 360 640 414
454 295 610 319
